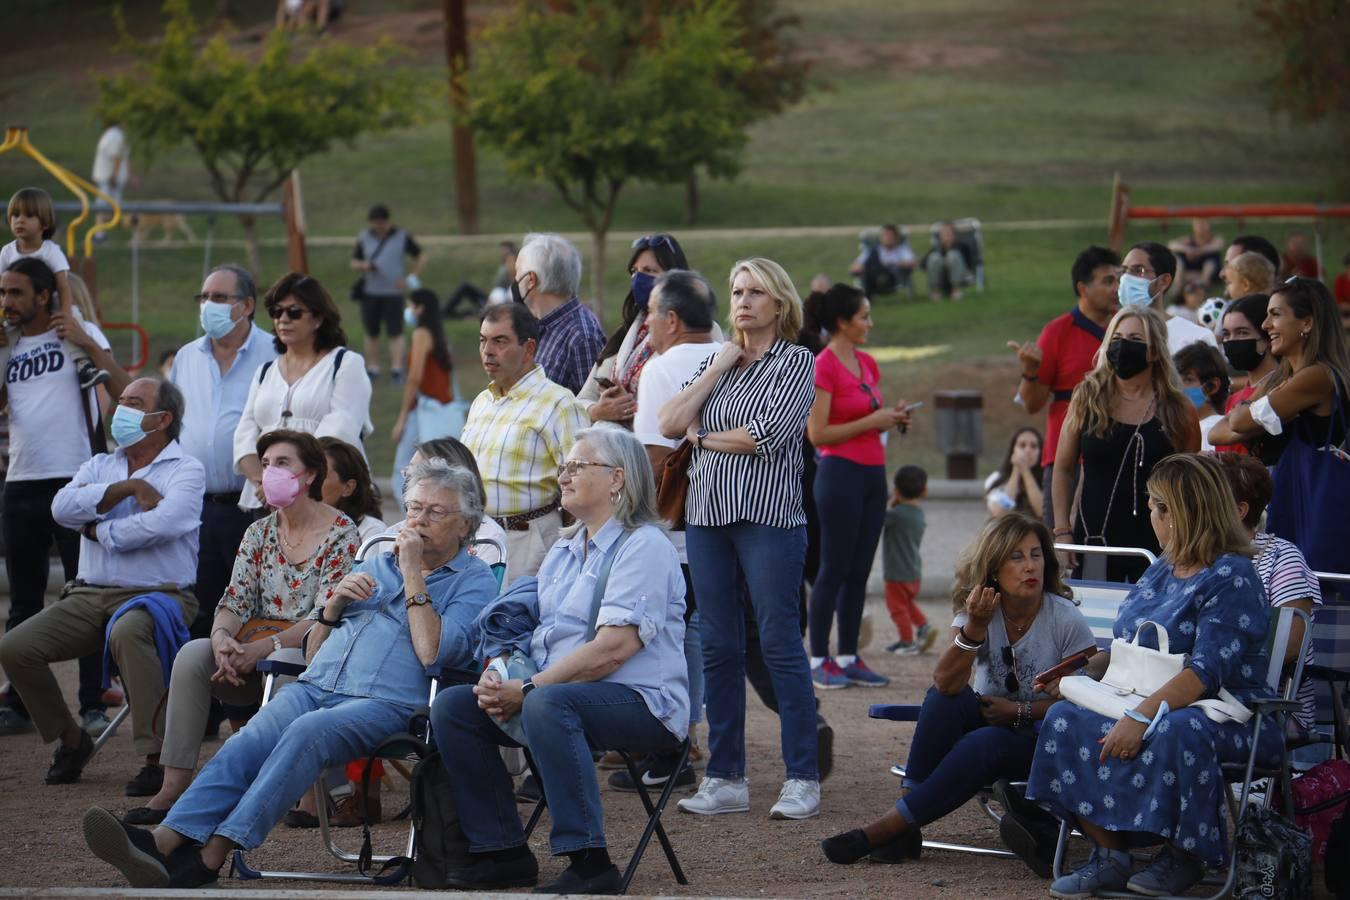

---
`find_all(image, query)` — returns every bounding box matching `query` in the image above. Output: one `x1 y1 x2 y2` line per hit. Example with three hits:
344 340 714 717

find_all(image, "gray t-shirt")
952 593 1094 705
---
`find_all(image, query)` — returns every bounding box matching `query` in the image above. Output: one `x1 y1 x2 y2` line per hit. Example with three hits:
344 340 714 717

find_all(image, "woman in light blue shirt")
431 424 688 896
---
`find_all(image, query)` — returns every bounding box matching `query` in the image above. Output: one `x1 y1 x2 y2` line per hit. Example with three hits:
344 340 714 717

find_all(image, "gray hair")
654 269 715 332
207 263 257 320
516 233 582 298
402 459 485 539
153 379 186 442
573 424 660 530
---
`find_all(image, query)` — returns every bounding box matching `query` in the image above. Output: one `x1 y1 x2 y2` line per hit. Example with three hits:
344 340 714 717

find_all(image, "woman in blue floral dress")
1017 453 1283 898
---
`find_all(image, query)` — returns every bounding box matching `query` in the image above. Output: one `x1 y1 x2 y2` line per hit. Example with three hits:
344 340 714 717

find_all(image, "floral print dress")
216 511 360 625
1026 553 1284 865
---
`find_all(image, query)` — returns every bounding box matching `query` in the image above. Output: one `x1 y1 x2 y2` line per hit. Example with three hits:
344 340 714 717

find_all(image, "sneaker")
1049 846 1132 899
886 640 915 655
47 731 95 784
607 753 697 793
365 368 380 381
915 623 938 652
841 657 890 688
1126 845 1205 897
769 778 820 819
82 710 114 737
533 863 622 895
124 764 164 798
390 368 405 385
123 806 168 826
82 806 170 888
330 792 382 828
77 360 111 390
811 659 850 690
0 708 35 735
677 776 750 815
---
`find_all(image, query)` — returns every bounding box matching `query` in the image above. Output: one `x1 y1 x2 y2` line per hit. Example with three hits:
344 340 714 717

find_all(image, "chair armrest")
256 659 307 678
1302 664 1350 683
868 704 921 722
1246 697 1302 716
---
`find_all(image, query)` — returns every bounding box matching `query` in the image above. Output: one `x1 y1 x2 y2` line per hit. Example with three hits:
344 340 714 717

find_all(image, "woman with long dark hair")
391 288 466 505
985 427 1044 519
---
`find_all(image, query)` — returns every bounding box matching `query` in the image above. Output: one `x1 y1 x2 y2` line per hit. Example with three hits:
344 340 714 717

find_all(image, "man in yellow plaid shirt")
462 304 587 585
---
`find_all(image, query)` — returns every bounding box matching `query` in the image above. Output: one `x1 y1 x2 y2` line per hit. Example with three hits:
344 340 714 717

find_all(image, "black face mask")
510 277 527 305
1223 338 1265 372
1106 338 1150 380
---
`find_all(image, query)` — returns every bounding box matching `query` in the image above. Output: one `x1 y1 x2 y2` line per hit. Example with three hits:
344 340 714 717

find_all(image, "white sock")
836 655 857 668
810 656 826 669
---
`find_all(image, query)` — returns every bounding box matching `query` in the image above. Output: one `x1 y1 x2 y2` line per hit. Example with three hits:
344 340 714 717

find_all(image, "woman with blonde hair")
821 513 1092 874
1053 306 1200 582
659 257 822 820
1013 453 1279 896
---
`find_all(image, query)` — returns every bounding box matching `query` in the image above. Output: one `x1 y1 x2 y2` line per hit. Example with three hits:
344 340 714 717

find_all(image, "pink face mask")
262 465 304 509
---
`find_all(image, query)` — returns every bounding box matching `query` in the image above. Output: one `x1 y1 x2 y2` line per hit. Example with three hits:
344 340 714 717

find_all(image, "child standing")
2 188 108 388
884 465 934 655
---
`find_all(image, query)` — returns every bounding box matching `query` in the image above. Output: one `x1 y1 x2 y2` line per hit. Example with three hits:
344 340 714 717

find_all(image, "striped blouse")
684 339 815 529
1252 532 1322 731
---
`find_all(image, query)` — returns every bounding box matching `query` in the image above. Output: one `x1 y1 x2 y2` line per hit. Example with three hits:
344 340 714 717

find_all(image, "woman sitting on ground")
984 427 1044 519
1010 453 1280 898
319 436 387 544
822 512 1093 872
429 425 688 895
125 430 359 825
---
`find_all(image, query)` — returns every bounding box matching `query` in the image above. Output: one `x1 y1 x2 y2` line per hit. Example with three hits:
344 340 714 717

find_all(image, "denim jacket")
300 545 498 708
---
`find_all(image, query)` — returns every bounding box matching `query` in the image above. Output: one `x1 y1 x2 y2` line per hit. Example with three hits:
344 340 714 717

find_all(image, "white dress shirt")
52 441 205 589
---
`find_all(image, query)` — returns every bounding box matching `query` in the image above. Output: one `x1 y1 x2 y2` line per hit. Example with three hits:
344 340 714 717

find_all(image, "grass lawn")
1 0 1345 477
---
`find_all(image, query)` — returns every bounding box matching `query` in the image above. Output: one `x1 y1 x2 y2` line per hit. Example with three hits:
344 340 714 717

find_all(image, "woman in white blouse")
233 273 373 510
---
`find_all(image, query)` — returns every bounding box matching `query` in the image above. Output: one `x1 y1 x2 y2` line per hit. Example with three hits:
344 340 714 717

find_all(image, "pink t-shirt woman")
814 346 886 466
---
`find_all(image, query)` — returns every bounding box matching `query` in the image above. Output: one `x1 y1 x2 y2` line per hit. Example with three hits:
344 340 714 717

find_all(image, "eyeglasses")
1001 645 1020 695
193 292 245 305
860 383 880 412
1117 264 1155 279
404 502 460 522
631 233 677 256
557 460 615 479
269 305 308 321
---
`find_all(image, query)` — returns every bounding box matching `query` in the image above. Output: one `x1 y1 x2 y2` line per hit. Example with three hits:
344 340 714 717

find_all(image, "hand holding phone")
1032 647 1097 691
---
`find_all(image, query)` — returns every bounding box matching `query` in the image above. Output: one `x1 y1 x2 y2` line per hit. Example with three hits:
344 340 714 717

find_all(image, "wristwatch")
521 677 536 698
405 591 432 610
696 427 708 449
270 635 283 654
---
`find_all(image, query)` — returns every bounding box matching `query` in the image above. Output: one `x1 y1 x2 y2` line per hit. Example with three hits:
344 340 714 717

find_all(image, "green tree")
463 0 754 312
96 0 431 271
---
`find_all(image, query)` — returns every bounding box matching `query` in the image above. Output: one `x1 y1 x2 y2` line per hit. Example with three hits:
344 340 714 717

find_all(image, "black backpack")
1234 804 1313 900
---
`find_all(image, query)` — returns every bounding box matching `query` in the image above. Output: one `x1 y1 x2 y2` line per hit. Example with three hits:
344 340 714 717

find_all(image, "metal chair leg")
618 741 690 891
88 704 130 758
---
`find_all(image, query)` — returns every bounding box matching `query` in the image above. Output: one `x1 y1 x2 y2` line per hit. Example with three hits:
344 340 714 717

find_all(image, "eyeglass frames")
404 502 460 522
556 460 616 479
193 292 245 304
1001 645 1020 695
631 233 677 256
860 382 881 412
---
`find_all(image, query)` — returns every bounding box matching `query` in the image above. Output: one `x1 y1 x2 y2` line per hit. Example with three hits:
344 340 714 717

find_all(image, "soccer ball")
1197 297 1227 333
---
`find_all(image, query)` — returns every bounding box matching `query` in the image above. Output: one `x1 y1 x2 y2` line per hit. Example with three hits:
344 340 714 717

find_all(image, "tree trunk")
590 229 607 325
442 0 479 233
685 170 700 226
239 214 261 274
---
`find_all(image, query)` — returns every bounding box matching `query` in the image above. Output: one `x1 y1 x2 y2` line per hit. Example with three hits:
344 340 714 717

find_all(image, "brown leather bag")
655 440 694 527
235 618 293 643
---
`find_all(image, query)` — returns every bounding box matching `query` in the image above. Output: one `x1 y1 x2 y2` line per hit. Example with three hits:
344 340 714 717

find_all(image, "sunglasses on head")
269 306 308 321
631 233 676 255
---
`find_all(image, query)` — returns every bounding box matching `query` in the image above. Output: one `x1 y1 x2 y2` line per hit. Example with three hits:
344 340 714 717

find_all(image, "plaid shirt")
534 298 606 394
461 365 588 517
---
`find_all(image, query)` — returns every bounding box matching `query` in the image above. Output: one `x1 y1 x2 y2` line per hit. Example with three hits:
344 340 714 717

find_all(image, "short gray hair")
654 269 715 332
154 379 185 442
402 459 485 539
573 424 659 530
516 233 582 298
207 263 257 304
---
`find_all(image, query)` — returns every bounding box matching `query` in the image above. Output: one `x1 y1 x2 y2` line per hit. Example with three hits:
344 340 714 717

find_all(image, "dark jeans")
808 457 886 657
431 682 679 854
3 478 103 717
897 686 1036 827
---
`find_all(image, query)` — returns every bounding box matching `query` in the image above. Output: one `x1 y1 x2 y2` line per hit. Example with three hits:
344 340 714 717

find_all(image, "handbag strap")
1132 619 1171 656
586 528 633 641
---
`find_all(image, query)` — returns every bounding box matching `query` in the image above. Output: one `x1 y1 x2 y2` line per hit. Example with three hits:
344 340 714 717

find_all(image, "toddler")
883 465 932 655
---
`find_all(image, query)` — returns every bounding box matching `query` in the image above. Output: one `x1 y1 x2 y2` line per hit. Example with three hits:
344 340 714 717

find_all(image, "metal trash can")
934 390 983 480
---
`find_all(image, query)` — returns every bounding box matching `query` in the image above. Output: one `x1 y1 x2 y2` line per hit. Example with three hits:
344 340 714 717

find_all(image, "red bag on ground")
1284 759 1350 861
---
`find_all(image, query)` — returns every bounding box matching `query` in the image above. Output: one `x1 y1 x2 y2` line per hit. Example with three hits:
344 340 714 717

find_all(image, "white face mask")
1117 273 1157 308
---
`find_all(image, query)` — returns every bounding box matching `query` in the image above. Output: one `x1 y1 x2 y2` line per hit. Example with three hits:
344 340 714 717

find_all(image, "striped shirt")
461 365 587 517
684 340 815 529
1253 531 1322 730
534 298 606 394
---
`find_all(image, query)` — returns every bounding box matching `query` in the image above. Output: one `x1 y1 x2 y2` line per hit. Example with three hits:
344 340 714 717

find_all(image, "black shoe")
992 781 1057 879
47 731 95 784
607 753 697 793
515 773 542 804
533 863 623 895
284 808 322 828
444 847 539 890
124 764 164 797
869 828 923 864
165 842 219 888
821 828 872 865
123 806 169 826
81 806 170 888
817 716 834 783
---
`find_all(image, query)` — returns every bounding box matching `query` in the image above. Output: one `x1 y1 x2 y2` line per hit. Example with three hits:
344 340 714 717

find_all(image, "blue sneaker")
841 657 890 688
811 659 850 690
1126 845 1205 897
1049 846 1131 898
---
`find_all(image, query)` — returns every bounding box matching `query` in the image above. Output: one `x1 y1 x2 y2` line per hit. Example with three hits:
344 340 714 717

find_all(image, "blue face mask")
111 405 156 448
1181 385 1209 410
404 307 418 329
631 271 656 309
1117 273 1157 308
199 301 238 341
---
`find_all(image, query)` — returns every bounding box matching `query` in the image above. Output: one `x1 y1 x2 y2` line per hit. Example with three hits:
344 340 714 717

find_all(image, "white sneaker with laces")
769 778 821 819
676 776 749 815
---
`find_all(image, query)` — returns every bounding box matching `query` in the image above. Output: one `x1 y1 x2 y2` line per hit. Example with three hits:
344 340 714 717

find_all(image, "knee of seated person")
108 607 154 651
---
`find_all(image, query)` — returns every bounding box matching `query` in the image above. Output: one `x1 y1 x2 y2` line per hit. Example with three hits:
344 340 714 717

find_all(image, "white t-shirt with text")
6 322 110 481
0 239 71 275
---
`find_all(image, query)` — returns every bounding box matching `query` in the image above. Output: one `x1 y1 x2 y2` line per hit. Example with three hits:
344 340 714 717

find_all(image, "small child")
1 187 109 389
884 464 934 655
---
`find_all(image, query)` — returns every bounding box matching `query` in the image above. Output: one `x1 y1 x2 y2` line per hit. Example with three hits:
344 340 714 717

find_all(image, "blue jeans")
897 686 1036 826
808 457 887 657
161 680 411 850
431 681 679 854
686 521 817 781
685 610 704 726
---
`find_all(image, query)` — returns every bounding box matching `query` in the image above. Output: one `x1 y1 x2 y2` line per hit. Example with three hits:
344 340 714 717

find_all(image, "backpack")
1233 804 1313 900
1283 758 1350 861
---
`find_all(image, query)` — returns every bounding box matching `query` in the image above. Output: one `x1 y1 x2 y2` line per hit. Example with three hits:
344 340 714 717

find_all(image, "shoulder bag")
655 440 694 528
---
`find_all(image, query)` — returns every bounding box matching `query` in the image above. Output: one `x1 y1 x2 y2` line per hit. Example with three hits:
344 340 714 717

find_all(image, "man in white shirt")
92 123 133 229
0 258 131 737
1118 242 1219 355
170 265 276 640
0 378 204 790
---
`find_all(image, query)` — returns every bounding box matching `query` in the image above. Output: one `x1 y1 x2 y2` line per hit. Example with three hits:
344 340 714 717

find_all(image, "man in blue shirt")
514 233 604 394
81 460 498 890
170 265 277 642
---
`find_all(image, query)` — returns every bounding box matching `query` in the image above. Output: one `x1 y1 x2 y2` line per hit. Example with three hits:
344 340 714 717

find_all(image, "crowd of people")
1 184 1349 894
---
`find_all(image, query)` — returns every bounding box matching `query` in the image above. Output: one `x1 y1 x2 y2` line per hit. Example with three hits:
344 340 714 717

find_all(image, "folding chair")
1299 570 1350 758
521 740 691 893
230 534 506 885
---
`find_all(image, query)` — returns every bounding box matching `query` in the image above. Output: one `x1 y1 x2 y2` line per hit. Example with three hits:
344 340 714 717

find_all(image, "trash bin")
934 390 983 480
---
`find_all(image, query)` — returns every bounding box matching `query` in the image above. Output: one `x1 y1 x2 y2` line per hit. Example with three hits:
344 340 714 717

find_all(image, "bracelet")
1052 528 1073 536
1021 372 1040 382
953 634 981 653
211 627 233 640
958 625 986 646
316 609 343 628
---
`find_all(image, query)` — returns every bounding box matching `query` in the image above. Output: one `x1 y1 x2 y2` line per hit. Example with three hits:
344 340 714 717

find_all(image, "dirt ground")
0 596 1062 898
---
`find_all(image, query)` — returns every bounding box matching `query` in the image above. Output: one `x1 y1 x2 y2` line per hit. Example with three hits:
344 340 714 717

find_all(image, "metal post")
130 230 140 326
203 216 216 278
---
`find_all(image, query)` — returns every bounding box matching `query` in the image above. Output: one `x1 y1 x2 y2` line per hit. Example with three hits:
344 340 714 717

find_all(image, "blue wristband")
1124 702 1169 741
1123 708 1150 726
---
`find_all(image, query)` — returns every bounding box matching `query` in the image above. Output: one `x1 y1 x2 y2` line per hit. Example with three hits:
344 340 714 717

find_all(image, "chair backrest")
356 533 395 562
1064 578 1133 651
1308 572 1350 725
1265 604 1313 699
471 537 508 590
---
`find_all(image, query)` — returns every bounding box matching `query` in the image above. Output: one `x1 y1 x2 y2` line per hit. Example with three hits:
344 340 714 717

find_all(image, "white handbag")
1058 620 1251 725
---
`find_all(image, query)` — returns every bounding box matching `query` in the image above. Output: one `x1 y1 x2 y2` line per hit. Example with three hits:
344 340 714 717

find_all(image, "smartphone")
906 401 925 412
1032 647 1098 689
595 377 616 390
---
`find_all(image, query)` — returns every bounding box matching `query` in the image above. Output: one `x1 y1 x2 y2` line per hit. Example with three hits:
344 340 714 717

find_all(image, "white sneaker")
676 776 750 815
769 778 821 819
